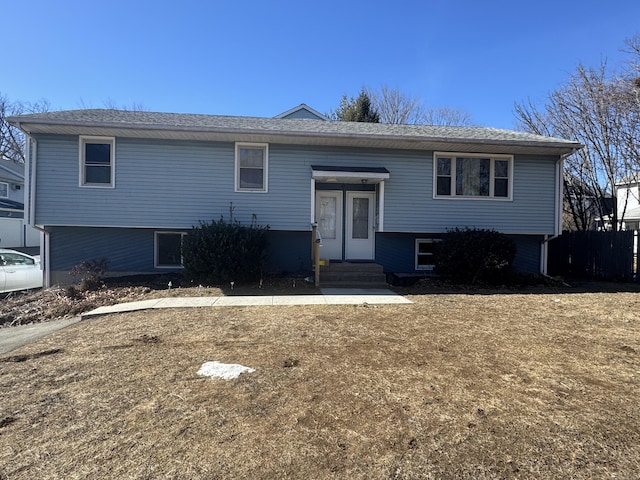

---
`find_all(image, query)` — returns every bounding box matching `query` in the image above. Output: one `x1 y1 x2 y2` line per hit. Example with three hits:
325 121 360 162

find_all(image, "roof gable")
274 104 329 121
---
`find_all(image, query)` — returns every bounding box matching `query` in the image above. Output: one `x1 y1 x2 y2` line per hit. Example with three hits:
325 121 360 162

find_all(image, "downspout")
25 134 36 226
23 133 49 287
540 149 578 274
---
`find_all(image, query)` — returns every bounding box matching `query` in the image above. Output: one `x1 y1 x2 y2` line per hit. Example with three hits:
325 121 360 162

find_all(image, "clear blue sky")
3 0 639 129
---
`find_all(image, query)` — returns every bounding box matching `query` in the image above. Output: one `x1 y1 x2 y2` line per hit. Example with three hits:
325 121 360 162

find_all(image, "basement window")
155 232 185 268
415 238 441 271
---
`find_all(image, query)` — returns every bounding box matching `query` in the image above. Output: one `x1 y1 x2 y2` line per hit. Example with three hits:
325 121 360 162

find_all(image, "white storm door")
345 192 375 260
315 191 343 260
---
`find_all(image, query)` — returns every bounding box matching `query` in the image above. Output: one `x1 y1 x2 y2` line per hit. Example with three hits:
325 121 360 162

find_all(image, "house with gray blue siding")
0 157 40 249
8 104 581 286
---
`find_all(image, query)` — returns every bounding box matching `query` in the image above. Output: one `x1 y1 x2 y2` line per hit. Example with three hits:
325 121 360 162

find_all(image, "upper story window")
235 143 268 192
80 136 115 187
0 182 8 198
434 152 512 200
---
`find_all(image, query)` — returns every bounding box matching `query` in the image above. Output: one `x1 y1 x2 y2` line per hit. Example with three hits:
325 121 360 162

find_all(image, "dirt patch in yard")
1 288 639 479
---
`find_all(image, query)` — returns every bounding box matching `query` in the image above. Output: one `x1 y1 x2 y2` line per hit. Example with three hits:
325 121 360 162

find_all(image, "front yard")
1 286 639 479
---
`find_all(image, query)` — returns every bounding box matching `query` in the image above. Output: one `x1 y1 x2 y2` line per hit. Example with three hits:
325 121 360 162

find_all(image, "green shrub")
434 228 516 285
181 218 269 285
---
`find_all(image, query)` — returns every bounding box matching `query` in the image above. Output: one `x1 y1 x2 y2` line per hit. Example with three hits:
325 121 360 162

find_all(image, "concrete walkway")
82 288 411 318
0 289 411 354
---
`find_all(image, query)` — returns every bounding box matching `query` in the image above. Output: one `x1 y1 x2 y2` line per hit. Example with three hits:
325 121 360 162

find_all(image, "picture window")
434 153 512 199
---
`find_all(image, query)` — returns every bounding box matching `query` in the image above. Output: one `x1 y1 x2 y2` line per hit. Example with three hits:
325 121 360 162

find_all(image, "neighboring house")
616 177 640 230
8 104 581 286
0 157 40 249
563 177 613 231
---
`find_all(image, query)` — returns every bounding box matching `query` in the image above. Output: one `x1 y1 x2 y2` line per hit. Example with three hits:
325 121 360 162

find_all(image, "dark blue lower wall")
46 226 542 285
48 226 157 274
47 226 313 284
265 230 312 275
375 232 543 274
511 235 543 273
375 232 443 273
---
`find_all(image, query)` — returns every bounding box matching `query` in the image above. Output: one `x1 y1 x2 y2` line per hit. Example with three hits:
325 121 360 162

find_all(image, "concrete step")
319 280 389 288
321 262 384 273
316 262 387 288
320 272 387 282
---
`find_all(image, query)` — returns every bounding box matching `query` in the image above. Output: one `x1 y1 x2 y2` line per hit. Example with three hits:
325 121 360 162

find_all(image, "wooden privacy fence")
548 230 638 282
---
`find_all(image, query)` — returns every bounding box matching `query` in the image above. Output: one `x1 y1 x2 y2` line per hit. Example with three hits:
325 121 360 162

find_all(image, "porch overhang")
311 165 390 184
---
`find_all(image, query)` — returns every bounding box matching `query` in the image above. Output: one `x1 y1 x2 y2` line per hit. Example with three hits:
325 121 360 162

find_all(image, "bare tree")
1 94 49 163
366 85 426 124
77 98 147 111
101 98 147 111
515 41 640 231
421 106 474 127
335 85 474 126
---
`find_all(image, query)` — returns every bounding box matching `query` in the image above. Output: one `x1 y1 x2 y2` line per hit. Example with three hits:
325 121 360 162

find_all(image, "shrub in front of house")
434 228 516 285
181 218 269 285
69 258 109 292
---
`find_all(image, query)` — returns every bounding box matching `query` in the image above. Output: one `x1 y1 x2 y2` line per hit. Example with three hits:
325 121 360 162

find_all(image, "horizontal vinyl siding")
383 154 558 235
34 136 311 230
34 136 558 235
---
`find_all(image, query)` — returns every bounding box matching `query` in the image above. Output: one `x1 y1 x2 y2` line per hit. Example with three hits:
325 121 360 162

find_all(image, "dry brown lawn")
1 289 639 479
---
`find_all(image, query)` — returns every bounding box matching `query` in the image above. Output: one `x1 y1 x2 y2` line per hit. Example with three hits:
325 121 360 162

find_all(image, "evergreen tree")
330 89 380 123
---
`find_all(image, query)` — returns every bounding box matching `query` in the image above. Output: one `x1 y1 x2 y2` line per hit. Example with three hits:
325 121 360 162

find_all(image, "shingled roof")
8 109 581 155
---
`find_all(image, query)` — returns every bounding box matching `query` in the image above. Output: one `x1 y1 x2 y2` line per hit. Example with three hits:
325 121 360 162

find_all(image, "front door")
345 191 375 260
315 190 343 260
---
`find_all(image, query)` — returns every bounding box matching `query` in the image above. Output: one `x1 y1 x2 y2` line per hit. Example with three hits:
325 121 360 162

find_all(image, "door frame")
345 191 376 260
311 169 388 263
314 190 343 260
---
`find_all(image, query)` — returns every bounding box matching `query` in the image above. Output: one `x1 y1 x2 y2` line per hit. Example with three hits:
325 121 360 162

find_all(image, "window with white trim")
0 182 8 198
235 143 268 192
435 153 512 199
415 238 441 271
80 136 115 187
155 232 185 268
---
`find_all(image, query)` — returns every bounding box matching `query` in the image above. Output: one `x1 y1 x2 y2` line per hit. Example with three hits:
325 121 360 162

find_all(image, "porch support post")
310 178 320 286
310 178 316 225
312 222 320 287
378 180 385 232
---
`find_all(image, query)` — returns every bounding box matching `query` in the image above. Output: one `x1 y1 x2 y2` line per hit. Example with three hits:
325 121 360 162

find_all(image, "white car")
0 249 43 294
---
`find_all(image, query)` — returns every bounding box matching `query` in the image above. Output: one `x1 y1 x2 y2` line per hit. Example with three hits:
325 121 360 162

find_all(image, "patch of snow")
197 361 255 380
